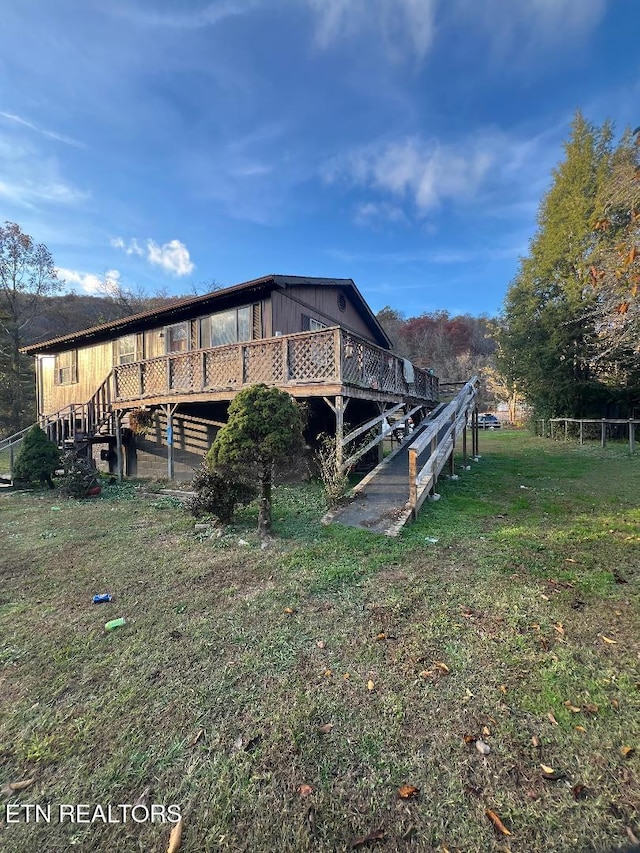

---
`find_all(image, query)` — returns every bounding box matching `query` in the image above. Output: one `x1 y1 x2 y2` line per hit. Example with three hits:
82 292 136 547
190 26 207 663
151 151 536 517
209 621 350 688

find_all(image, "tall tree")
0 222 61 435
499 112 616 417
586 127 640 389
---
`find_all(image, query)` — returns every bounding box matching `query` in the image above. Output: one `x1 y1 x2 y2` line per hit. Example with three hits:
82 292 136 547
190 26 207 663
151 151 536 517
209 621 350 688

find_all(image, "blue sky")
1 0 638 319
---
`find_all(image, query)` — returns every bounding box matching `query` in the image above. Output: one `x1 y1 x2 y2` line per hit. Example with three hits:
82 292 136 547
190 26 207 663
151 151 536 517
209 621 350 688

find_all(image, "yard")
0 431 638 852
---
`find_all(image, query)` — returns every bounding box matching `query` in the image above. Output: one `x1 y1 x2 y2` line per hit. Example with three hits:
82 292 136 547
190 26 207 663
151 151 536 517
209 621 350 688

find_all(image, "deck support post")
115 412 124 483
163 403 179 480
322 395 350 471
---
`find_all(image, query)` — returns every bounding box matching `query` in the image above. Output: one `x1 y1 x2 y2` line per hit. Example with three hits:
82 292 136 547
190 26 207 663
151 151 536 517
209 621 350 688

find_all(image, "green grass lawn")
1 431 638 852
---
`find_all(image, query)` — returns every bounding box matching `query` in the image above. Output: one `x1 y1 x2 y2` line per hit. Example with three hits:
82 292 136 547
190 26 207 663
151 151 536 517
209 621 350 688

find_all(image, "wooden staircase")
0 372 115 482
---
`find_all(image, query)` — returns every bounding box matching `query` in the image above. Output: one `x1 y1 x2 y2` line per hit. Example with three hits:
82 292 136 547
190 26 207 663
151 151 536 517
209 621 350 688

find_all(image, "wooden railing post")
408 448 417 509
334 328 341 382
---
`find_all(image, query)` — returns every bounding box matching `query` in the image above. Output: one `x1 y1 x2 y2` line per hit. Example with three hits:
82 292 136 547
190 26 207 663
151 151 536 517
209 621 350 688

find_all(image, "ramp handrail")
407 376 479 516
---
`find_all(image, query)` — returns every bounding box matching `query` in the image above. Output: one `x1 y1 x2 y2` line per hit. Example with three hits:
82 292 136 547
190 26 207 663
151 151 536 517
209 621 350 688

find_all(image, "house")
22 275 439 480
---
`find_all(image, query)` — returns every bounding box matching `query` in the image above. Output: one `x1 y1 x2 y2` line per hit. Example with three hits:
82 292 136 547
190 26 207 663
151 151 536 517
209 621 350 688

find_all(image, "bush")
57 451 100 498
186 462 256 523
13 425 60 489
315 432 349 507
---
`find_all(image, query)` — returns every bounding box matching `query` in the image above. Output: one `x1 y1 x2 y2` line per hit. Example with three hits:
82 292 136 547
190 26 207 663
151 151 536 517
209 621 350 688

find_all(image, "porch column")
164 403 179 480
115 412 124 483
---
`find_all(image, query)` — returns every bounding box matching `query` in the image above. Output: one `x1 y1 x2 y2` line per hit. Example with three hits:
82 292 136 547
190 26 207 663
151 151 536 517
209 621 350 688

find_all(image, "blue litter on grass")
93 594 113 604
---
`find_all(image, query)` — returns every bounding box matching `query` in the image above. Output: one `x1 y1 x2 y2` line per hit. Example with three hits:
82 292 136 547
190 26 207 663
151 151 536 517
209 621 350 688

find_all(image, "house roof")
22 274 392 354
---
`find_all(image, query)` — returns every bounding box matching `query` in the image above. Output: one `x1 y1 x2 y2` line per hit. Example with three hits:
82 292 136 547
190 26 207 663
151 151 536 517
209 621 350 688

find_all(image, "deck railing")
113 328 439 403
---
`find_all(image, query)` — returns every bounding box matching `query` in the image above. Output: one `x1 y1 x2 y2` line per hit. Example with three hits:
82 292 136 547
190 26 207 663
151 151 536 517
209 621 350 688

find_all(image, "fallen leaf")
283 607 296 615
316 640 325 649
620 746 635 759
572 784 588 800
398 784 419 799
611 699 619 710
343 672 351 680
531 736 541 748
367 680 375 692
554 623 565 636
233 735 244 751
575 725 586 733
375 632 386 641
563 701 581 713
500 685 507 695
167 817 183 853
7 778 35 792
547 712 559 726
190 729 204 747
583 703 599 715
323 669 332 678
540 764 563 780
482 726 491 736
351 827 385 848
419 669 434 678
486 809 511 836
476 740 491 755
541 594 550 601
625 826 640 845
298 784 313 798
600 634 617 644
318 723 334 734
433 661 450 673
463 734 475 744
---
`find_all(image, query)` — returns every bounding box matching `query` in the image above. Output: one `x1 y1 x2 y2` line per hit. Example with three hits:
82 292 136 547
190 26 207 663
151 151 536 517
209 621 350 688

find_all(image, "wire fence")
535 418 639 453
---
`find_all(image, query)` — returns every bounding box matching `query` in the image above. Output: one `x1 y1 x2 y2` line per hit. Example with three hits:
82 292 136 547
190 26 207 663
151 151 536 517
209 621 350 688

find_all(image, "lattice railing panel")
114 365 140 401
204 345 241 389
169 352 199 392
288 330 336 382
244 340 285 384
142 359 168 396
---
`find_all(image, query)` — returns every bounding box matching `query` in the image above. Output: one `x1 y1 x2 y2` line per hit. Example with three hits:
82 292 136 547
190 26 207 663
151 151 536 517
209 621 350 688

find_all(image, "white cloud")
57 267 121 295
146 239 195 277
0 112 83 148
112 235 195 276
326 134 496 214
110 236 144 256
0 135 88 211
305 0 436 61
108 0 257 30
450 0 606 53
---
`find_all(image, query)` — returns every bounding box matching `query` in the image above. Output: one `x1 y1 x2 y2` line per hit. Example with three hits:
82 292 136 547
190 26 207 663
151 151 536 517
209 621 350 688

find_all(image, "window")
54 350 77 385
117 334 137 364
165 322 189 353
302 314 328 332
200 306 252 348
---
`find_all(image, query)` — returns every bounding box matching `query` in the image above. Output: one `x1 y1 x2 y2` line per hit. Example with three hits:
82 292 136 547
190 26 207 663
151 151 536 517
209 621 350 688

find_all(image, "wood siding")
39 341 113 416
271 288 377 344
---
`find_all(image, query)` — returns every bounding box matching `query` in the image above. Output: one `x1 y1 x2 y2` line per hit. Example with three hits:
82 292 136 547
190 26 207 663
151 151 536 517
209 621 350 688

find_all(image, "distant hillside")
22 293 178 346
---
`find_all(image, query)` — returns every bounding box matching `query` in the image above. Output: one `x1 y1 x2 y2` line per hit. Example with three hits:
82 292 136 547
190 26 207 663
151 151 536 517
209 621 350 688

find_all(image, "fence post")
601 419 606 448
564 420 568 441
630 420 636 455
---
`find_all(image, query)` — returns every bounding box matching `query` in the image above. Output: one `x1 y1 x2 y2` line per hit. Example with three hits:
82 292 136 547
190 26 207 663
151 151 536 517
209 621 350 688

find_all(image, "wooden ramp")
324 378 480 536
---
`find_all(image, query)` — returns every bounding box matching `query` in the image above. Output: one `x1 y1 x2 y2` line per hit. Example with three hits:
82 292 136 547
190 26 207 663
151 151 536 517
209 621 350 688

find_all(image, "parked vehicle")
478 413 501 429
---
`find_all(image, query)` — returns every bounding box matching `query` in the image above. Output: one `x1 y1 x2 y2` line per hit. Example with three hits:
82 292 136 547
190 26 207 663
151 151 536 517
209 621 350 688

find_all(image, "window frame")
54 350 78 385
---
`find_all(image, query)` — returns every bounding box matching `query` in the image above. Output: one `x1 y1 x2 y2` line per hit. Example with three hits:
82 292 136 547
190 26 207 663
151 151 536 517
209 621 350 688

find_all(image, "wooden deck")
112 327 438 408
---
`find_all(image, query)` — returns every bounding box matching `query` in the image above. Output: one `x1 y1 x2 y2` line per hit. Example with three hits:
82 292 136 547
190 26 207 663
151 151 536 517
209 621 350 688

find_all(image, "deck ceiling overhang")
21 274 391 355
